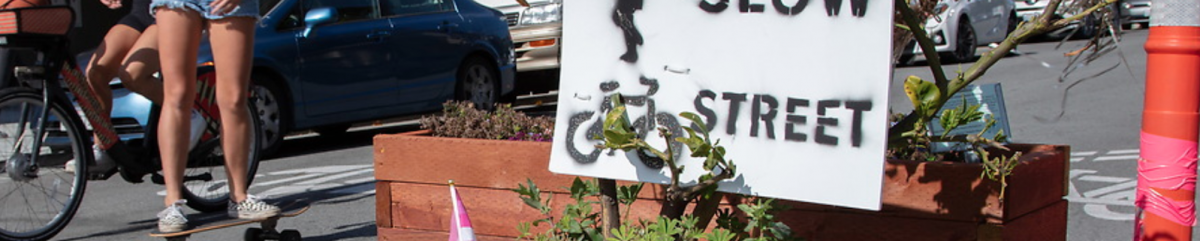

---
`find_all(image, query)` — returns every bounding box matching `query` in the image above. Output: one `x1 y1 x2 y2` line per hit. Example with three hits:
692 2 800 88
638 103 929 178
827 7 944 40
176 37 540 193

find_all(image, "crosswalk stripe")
1094 154 1140 162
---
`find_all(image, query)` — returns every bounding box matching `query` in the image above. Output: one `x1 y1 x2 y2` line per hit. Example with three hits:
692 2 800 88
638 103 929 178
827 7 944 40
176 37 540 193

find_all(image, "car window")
381 0 453 17
304 0 380 23
276 1 305 30
259 0 282 16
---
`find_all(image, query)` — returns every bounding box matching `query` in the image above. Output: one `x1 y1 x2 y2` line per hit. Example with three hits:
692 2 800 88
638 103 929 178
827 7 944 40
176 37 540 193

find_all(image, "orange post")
1137 1 1200 240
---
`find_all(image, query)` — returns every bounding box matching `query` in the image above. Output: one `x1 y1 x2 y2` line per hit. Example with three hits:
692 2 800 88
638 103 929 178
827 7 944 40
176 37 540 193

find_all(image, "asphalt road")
52 29 1164 241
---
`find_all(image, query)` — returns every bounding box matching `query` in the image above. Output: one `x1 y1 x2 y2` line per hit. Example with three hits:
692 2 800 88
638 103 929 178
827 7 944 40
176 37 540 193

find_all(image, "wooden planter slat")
374 130 1069 240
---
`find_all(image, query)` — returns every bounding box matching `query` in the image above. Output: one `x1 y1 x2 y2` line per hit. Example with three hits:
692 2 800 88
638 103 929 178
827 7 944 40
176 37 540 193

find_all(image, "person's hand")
98 0 121 9
209 0 240 16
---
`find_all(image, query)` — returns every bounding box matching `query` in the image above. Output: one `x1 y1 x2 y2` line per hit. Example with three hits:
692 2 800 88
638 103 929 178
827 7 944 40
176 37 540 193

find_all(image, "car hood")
474 0 553 12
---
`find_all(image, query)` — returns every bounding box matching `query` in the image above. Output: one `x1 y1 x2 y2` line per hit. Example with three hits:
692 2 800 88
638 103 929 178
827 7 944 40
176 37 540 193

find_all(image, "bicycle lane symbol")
1066 149 1140 221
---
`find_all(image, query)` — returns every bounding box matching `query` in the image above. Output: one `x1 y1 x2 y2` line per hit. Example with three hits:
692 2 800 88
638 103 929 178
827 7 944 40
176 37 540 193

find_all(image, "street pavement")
51 29 1168 240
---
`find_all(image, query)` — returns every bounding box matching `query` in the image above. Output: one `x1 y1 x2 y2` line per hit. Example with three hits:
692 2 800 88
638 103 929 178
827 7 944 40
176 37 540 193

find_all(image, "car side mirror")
301 7 338 39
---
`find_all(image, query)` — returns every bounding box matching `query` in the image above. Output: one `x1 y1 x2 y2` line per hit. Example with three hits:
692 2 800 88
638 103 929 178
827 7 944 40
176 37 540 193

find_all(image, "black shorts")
116 0 154 32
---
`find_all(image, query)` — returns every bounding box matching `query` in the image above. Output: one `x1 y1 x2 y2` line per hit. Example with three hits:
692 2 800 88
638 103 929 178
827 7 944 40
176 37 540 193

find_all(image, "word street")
693 90 874 147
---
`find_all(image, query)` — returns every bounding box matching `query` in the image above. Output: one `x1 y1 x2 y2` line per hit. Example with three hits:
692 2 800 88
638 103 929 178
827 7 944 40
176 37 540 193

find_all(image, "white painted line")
1107 149 1140 155
1067 196 1135 206
342 177 376 184
296 169 374 185
1078 175 1131 183
1071 157 1085 162
1094 154 1140 162
1072 151 1098 156
1082 181 1137 198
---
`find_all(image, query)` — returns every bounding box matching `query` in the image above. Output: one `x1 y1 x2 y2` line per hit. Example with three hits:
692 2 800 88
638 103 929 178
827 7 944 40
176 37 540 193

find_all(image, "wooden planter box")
374 130 1068 241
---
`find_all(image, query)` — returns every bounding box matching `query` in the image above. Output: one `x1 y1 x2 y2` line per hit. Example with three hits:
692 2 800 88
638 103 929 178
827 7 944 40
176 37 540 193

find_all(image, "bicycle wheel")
0 88 88 241
181 102 262 212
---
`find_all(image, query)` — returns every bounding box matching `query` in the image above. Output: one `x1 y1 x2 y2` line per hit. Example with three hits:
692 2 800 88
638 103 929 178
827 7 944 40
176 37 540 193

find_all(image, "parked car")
1118 0 1149 29
108 0 517 155
901 0 1018 63
1014 0 1115 39
475 0 561 72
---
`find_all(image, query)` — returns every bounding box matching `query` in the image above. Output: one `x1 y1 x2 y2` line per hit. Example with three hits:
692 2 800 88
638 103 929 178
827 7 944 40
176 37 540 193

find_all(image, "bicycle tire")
180 102 263 212
0 88 88 241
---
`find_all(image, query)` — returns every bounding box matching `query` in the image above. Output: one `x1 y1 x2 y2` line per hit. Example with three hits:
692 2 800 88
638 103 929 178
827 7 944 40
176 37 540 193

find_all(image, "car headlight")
933 3 949 15
520 2 562 25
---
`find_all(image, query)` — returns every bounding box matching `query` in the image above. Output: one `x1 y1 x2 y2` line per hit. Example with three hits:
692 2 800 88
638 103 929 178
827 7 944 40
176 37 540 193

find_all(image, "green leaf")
617 183 644 205
679 112 711 135
904 75 941 118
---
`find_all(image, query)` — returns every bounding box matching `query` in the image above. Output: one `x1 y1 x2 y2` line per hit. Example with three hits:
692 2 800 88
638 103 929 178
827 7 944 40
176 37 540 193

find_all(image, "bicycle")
564 76 684 169
0 5 263 240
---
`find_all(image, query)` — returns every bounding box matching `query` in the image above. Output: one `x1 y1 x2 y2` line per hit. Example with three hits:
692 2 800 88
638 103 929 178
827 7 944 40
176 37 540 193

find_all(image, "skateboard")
149 200 310 241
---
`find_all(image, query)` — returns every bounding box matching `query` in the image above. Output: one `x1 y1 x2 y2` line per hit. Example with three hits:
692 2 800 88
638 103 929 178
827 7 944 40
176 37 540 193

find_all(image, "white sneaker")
228 195 281 220
65 146 115 174
188 109 205 151
157 200 188 232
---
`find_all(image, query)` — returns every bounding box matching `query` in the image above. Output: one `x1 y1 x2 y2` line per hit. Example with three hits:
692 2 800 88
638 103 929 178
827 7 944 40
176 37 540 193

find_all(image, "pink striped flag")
449 182 476 241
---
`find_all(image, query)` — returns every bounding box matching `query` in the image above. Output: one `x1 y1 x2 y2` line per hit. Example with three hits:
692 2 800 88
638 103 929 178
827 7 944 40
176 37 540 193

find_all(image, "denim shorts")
150 0 258 20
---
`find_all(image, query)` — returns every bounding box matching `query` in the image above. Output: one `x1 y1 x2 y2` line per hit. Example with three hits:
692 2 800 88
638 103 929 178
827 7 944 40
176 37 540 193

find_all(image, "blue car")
110 0 516 155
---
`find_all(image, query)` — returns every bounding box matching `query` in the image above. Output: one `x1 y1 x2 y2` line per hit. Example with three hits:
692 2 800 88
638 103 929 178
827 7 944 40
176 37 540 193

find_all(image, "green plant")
515 177 799 241
890 0 1118 198
515 94 799 240
419 101 554 141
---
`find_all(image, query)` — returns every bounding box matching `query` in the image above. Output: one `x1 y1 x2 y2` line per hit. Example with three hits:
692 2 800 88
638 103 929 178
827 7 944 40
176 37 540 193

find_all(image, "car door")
379 0 466 109
297 0 400 116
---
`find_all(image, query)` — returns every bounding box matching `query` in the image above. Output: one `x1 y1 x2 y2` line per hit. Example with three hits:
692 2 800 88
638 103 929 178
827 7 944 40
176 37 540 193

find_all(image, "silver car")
902 0 1018 63
1118 0 1150 29
477 0 562 72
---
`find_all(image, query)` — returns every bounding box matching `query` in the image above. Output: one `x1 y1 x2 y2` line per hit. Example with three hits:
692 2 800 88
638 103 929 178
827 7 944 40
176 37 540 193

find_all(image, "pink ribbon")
1136 132 1198 226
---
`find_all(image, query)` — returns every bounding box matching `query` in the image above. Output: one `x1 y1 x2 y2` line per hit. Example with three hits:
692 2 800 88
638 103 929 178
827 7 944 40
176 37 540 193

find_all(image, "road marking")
1094 154 1139 162
1072 149 1139 162
158 164 377 198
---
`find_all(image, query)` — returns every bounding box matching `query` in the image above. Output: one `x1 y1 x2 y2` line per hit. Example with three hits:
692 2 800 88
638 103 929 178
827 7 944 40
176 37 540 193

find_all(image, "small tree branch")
895 0 949 88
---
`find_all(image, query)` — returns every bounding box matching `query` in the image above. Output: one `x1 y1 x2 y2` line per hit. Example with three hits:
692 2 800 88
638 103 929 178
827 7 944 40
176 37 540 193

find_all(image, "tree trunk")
690 192 725 231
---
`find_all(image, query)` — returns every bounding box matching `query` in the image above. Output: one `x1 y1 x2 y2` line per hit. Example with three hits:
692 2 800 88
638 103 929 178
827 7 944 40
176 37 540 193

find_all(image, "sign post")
1136 0 1200 240
550 0 894 210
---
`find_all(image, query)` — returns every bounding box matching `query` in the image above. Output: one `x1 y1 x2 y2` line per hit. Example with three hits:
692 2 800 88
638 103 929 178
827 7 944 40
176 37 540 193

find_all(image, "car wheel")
951 19 977 63
1075 13 1098 39
897 54 915 66
250 74 287 157
456 57 500 111
1007 11 1019 36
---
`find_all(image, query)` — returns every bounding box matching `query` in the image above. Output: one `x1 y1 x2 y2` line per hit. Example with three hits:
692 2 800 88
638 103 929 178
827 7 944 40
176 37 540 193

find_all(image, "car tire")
1075 13 1098 39
456 57 500 111
897 54 915 66
250 74 288 157
950 18 977 63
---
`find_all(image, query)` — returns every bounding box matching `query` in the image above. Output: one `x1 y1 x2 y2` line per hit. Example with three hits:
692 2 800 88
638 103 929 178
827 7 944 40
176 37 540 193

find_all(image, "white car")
476 0 563 72
1015 0 1113 38
902 0 1018 63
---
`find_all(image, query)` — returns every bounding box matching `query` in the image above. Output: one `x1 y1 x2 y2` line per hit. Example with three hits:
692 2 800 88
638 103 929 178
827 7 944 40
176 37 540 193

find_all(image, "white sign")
549 0 894 210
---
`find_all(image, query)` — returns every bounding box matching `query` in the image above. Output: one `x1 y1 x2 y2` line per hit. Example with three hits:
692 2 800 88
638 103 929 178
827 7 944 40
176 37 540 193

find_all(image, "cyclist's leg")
118 24 164 104
85 24 141 127
155 7 203 208
207 16 255 203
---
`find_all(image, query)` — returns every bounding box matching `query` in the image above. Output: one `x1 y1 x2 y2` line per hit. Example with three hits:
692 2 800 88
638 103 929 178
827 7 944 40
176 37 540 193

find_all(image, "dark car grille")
505 12 519 26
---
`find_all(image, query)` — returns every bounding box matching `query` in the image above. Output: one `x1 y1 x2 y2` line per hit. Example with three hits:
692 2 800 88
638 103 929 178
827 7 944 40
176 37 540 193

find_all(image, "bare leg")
119 25 164 104
86 24 141 142
208 16 256 203
155 8 204 208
